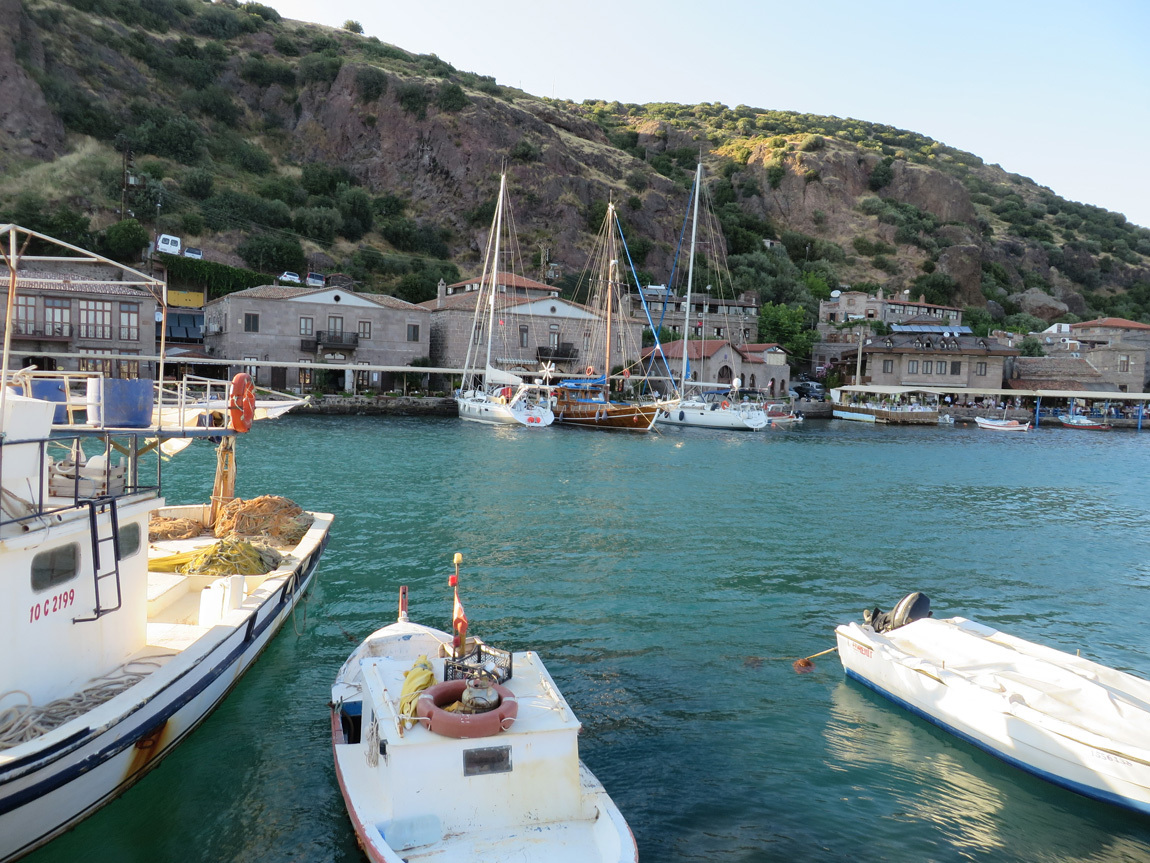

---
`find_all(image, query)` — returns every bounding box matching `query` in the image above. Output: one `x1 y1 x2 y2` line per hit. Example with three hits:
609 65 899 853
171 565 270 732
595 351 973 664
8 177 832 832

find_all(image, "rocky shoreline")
294 395 458 417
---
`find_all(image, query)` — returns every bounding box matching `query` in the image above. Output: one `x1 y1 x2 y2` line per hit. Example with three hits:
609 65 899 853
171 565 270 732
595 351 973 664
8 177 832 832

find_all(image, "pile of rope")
214 495 313 547
149 516 204 541
150 536 282 576
0 660 161 750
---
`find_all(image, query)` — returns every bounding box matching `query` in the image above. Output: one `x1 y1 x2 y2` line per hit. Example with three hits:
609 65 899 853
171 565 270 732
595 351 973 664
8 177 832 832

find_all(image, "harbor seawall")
295 395 457 416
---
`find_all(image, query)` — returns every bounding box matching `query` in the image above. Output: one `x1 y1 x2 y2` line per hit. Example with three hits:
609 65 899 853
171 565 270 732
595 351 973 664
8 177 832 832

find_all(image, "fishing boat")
553 202 672 431
1058 414 1112 431
655 163 767 432
456 173 554 428
836 593 1150 816
0 225 333 862
330 565 638 862
764 402 803 428
974 416 1031 432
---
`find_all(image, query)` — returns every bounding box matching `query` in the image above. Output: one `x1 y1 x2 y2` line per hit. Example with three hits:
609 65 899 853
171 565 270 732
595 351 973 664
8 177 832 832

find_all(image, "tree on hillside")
1019 336 1046 357
343 20 363 33
758 302 816 370
102 219 150 262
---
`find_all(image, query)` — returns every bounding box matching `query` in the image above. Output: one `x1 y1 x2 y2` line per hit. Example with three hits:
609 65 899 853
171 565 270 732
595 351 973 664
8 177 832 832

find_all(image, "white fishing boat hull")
656 400 767 431
974 417 1031 431
0 510 332 863
836 617 1150 815
457 391 553 427
331 620 637 863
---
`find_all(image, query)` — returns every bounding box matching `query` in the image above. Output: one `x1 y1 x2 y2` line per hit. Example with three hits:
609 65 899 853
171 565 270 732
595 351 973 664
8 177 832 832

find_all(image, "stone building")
422 274 644 379
862 332 1018 388
1 264 159 378
641 340 790 395
203 284 429 391
633 287 760 344
812 288 963 374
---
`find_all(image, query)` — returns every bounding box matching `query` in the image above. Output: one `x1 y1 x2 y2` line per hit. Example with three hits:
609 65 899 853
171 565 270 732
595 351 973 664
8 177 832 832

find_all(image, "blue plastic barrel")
93 379 155 428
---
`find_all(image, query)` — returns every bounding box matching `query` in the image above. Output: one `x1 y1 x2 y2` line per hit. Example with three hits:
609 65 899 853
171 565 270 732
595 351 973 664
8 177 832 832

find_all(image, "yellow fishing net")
398 655 435 728
148 516 204 542
150 536 283 575
213 495 314 546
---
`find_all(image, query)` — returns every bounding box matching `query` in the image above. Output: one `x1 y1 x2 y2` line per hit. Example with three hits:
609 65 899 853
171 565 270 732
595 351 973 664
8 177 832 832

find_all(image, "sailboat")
552 202 674 431
654 163 767 431
457 173 554 427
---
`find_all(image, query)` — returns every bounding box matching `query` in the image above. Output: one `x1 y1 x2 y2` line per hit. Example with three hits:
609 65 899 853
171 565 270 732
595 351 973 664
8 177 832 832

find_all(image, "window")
117 352 140 379
358 320 372 340
119 302 140 341
950 361 961 376
907 360 918 374
583 331 591 353
79 349 113 375
355 362 370 388
118 523 141 560
45 297 70 336
299 317 313 336
714 327 723 337
14 295 35 334
327 316 343 335
1120 355 1130 373
31 544 79 591
922 361 932 374
549 331 559 349
519 325 529 348
976 361 987 376
243 313 259 333
407 324 420 342
299 359 313 387
937 362 947 375
79 300 113 339
243 356 258 381
882 359 893 374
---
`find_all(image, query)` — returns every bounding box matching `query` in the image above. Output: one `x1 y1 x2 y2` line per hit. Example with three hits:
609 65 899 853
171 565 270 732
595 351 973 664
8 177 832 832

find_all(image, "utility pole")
120 148 135 220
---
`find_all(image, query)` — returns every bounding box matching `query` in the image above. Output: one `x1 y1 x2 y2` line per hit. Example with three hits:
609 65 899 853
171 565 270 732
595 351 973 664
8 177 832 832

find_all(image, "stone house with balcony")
203 284 429 391
812 288 963 374
862 332 1018 388
635 286 760 345
422 274 639 378
1 266 158 378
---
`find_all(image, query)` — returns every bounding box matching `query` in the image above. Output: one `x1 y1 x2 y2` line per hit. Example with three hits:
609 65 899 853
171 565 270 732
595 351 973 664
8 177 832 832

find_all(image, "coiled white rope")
0 659 163 750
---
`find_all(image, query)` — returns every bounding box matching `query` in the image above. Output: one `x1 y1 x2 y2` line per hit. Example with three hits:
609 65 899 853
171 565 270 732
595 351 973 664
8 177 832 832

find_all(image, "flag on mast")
452 586 468 650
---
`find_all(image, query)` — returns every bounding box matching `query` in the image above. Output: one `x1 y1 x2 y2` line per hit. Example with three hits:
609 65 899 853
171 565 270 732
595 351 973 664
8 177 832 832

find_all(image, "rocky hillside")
2 0 1149 333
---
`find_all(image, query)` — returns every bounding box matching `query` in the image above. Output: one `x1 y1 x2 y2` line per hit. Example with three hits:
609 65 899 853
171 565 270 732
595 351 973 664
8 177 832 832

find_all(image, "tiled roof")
447 271 555 292
1010 356 1104 381
1070 317 1150 331
740 343 785 352
642 339 736 361
863 332 1018 356
1 269 153 298
213 284 426 311
418 292 536 312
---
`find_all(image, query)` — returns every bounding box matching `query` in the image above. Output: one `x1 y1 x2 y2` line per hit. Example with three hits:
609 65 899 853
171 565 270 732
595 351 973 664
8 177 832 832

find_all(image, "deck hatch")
463 745 511 776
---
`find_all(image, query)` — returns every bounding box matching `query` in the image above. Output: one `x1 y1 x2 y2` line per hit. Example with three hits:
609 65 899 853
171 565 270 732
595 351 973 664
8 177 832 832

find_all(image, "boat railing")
0 430 160 530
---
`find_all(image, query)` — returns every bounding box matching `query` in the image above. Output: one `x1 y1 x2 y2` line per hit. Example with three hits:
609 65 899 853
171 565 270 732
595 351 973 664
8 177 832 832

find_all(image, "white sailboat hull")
836 617 1150 815
457 393 553 427
656 401 767 431
0 514 332 863
974 417 1030 431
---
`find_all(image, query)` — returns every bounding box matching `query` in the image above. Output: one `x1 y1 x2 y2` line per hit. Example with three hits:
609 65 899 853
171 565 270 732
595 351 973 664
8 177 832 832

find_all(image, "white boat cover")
484 364 524 387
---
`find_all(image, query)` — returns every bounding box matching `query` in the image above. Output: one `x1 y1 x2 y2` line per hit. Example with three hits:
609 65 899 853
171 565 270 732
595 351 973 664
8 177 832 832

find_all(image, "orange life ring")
416 679 518 739
586 366 595 376
622 368 631 379
721 400 730 409
228 372 256 433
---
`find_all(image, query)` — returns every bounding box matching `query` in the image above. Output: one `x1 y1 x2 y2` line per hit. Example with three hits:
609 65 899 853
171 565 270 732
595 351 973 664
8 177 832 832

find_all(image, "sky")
271 0 1150 229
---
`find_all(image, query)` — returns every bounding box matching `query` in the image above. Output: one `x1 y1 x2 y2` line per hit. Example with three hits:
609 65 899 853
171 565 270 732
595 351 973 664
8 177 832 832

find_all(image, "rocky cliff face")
0 0 63 164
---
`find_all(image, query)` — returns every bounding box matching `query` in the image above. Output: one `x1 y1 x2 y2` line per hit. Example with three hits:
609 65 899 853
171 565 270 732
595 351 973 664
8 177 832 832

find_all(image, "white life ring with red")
228 372 256 433
586 365 595 376
415 679 518 739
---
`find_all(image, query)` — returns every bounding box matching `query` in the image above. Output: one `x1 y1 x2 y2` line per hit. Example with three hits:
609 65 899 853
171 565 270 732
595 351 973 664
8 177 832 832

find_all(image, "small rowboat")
974 416 1031 432
836 595 1150 815
331 575 637 863
1058 414 1113 431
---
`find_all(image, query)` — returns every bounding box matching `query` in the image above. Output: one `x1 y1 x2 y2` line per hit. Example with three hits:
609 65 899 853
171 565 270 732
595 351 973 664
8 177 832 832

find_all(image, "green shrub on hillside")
299 54 342 86
396 82 430 118
337 187 374 240
236 233 305 273
766 162 785 190
868 157 894 191
191 4 259 39
379 217 449 258
301 163 356 196
241 56 296 87
180 212 205 235
356 66 388 101
181 85 241 126
101 219 150 262
343 20 363 33
273 34 299 55
509 139 540 162
182 168 214 199
911 272 958 306
310 34 342 54
436 82 469 112
201 190 291 231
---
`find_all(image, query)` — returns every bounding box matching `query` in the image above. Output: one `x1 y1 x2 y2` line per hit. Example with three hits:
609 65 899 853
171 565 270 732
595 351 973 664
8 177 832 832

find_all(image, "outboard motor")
863 592 932 633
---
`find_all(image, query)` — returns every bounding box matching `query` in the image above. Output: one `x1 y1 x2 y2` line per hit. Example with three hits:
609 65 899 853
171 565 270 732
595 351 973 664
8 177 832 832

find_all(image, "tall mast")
483 173 507 378
681 163 702 394
604 204 616 400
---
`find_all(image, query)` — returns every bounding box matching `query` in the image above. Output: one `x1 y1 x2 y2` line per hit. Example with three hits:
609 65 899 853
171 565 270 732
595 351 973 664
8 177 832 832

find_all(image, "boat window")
31 543 80 592
463 745 512 776
118 522 141 560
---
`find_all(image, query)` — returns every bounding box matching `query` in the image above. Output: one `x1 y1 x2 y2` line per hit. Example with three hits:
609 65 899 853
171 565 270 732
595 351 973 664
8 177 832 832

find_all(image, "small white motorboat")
836 593 1150 815
330 564 637 863
974 416 1030 432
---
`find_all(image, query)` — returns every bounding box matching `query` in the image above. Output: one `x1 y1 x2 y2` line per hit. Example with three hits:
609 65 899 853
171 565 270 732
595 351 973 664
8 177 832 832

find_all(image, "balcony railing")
4 322 74 340
119 326 140 341
537 345 578 362
315 330 359 348
78 325 113 340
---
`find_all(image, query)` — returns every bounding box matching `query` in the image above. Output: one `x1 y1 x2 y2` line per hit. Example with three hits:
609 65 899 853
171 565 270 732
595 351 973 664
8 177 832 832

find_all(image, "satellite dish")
830 290 841 298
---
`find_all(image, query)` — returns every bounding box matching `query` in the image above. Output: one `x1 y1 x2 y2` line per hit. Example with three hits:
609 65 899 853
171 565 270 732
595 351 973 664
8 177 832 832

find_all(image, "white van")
157 234 182 256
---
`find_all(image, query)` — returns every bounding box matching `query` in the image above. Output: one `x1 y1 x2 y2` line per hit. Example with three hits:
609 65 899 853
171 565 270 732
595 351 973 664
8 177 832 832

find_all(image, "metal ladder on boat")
73 496 124 622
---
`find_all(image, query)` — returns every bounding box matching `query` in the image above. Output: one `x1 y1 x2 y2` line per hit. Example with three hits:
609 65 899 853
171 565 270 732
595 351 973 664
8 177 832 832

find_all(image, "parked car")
156 233 181 255
794 381 825 400
279 271 301 284
305 272 325 287
183 247 203 260
787 388 800 400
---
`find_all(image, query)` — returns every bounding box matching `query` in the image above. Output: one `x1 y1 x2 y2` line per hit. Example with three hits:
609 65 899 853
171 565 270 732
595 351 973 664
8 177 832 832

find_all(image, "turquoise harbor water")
25 416 1150 863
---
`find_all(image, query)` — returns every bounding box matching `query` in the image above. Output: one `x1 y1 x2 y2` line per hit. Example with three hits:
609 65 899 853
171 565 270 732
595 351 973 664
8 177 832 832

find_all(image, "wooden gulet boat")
836 593 1150 815
331 564 638 862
